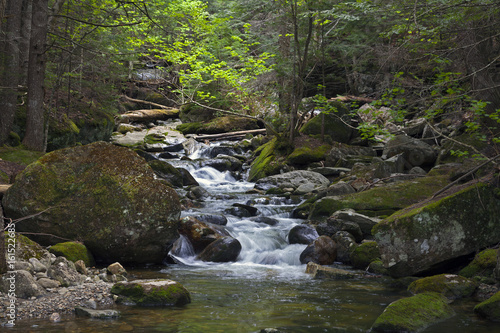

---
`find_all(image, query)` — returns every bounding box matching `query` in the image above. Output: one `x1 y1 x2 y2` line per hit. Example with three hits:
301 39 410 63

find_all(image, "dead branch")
121 95 171 109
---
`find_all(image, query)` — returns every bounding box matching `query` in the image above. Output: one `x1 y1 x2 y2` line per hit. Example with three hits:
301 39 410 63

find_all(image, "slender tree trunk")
22 0 48 151
0 0 23 145
19 0 32 87
0 205 6 275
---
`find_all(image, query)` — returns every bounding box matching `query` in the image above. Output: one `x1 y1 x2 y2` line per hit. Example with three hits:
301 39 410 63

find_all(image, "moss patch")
474 291 500 321
309 175 449 219
248 137 288 182
288 144 331 165
349 241 380 269
371 292 455 332
111 279 191 306
0 147 45 166
408 274 477 299
459 249 497 279
49 241 95 267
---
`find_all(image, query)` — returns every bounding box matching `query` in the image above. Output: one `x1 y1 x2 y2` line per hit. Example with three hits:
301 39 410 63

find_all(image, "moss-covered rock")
373 182 500 278
408 274 477 299
248 137 288 182
300 102 356 144
176 122 203 135
9 232 48 261
371 292 455 332
309 175 448 219
474 290 500 321
349 241 380 269
288 144 331 166
459 249 497 279
111 279 191 306
49 242 95 267
179 103 216 123
2 141 181 264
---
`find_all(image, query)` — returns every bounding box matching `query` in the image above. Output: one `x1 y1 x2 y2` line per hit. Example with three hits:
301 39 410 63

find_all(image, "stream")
8 140 500 332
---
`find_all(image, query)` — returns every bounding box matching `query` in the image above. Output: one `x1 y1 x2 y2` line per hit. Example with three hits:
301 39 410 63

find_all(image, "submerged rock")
373 182 500 277
305 262 357 279
75 306 120 319
111 279 191 306
371 292 455 332
2 141 181 264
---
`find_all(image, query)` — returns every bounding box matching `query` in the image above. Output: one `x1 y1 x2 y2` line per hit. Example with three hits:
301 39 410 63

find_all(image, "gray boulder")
255 170 330 193
178 216 230 253
374 182 500 277
47 257 83 287
0 270 44 298
382 135 436 168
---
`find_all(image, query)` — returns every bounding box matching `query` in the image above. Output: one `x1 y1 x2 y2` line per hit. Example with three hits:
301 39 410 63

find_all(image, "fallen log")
193 129 267 142
121 95 169 109
118 109 179 123
329 95 375 104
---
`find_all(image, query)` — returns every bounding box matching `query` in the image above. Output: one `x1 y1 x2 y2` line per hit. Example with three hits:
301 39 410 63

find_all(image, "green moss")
144 133 165 145
111 280 191 306
459 249 497 278
309 175 448 220
248 137 288 182
176 122 203 134
0 147 45 166
49 241 95 267
371 292 455 332
474 291 500 321
350 241 380 269
288 144 331 165
408 274 477 299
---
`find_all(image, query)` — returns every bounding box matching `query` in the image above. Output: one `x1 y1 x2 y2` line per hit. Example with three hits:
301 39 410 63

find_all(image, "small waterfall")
166 141 307 274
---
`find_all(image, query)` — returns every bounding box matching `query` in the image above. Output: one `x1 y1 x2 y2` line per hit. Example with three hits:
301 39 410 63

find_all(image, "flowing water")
7 141 500 332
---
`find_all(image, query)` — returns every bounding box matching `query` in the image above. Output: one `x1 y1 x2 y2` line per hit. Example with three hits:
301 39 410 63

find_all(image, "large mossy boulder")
2 141 181 264
408 274 477 299
371 292 455 332
49 242 95 267
300 102 357 144
111 279 191 306
373 182 500 277
309 175 448 219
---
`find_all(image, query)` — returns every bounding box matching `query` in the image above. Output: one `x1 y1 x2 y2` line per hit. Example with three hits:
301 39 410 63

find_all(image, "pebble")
0 281 114 321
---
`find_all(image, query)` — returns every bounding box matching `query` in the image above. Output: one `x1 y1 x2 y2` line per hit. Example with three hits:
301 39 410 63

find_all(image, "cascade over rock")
2 141 181 264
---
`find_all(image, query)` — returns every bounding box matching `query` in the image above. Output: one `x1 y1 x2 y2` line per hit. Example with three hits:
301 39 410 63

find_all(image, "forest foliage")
0 0 499 152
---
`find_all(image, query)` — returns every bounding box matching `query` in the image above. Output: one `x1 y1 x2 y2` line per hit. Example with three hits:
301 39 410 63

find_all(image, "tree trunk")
0 204 6 275
22 0 48 151
0 0 23 145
